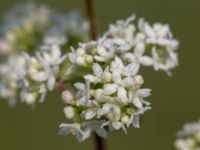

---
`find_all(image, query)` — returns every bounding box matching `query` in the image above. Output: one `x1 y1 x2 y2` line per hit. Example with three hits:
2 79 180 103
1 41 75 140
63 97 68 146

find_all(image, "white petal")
121 77 134 88
99 104 111 116
137 89 151 98
132 115 140 128
47 76 55 91
123 53 136 63
59 124 73 135
74 82 86 91
112 70 121 84
43 53 52 64
144 23 156 38
97 46 107 57
95 128 107 138
84 75 99 83
93 63 103 76
156 24 169 37
103 84 118 95
52 44 61 59
132 97 143 109
113 106 121 120
68 50 76 63
76 56 86 66
140 56 153 66
85 109 96 120
135 43 145 57
124 63 140 76
117 87 128 104
32 72 48 82
111 57 124 72
39 84 47 103
112 122 122 130
94 55 106 62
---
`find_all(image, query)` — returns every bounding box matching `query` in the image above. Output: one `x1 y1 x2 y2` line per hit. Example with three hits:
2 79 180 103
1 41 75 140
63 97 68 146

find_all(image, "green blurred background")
0 0 200 150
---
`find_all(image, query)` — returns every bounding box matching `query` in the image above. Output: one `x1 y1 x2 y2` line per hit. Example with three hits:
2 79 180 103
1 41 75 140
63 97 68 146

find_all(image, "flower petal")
93 63 103 76
124 63 139 76
140 56 153 66
85 109 96 120
117 87 128 104
47 76 55 91
132 97 143 109
103 84 118 95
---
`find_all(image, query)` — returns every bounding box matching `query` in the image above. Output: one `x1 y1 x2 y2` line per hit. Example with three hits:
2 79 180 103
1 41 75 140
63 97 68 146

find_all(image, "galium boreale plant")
0 0 179 149
175 120 200 150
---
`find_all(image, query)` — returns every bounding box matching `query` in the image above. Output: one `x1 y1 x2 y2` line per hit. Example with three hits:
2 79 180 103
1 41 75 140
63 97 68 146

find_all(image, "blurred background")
0 0 199 150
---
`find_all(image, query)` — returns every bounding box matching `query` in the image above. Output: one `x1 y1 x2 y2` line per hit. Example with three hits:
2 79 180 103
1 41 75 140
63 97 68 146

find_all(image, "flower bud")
121 115 129 124
62 90 73 104
64 106 75 119
85 55 93 64
102 72 112 83
23 93 37 105
93 89 103 101
134 75 144 86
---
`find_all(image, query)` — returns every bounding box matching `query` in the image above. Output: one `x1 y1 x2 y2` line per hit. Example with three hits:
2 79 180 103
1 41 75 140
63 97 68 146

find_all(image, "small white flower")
59 123 89 142
64 106 75 119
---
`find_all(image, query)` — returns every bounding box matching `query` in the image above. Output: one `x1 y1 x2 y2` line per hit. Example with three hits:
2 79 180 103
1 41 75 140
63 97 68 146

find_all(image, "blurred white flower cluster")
59 15 179 141
175 120 200 150
0 3 89 105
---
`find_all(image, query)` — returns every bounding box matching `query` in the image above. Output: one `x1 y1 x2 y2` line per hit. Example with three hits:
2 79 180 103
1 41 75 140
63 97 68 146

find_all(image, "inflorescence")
175 120 200 150
0 3 179 142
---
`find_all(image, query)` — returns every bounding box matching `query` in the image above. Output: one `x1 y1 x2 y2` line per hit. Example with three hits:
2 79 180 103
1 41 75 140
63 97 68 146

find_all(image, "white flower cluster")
104 15 179 75
0 54 26 105
19 44 67 105
0 3 179 142
175 120 200 150
1 3 89 52
59 15 179 141
0 3 89 105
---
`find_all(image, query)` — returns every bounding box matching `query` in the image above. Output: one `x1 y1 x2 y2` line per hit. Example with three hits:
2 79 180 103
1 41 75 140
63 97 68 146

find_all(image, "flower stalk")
85 0 106 150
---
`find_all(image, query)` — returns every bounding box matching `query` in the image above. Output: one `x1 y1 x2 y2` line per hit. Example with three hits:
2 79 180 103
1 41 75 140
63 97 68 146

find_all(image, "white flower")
81 120 107 138
69 47 93 66
175 120 200 150
59 123 90 142
151 47 178 74
40 44 67 66
138 19 179 74
123 42 153 66
60 52 151 141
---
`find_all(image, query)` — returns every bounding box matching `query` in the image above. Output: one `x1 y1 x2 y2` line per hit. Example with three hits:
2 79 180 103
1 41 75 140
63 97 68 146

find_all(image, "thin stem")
84 0 106 150
85 0 97 40
94 134 106 150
